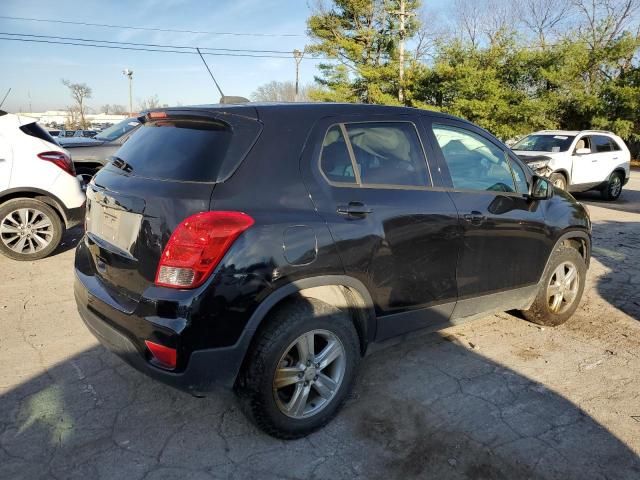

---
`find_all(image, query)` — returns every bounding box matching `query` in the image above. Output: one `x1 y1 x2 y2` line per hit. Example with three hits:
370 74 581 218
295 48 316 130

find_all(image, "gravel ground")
0 172 639 480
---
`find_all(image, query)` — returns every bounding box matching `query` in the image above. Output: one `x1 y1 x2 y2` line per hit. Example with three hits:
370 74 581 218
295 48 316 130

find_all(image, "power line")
0 35 328 59
0 15 305 37
0 31 299 55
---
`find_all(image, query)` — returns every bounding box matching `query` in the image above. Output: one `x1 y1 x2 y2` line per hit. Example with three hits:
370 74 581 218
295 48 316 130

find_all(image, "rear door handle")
463 211 486 226
337 202 373 217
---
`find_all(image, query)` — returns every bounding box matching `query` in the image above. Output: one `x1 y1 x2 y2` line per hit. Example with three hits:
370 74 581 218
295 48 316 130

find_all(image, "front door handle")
463 211 486 226
337 202 373 217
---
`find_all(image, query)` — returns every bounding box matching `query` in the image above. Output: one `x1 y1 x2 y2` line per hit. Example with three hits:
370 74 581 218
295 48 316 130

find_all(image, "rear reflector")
38 151 75 176
145 340 177 370
155 211 254 289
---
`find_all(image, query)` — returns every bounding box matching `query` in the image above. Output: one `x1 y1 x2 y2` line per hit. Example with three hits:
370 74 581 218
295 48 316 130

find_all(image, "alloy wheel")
0 208 54 255
547 261 580 314
273 329 346 419
610 176 622 198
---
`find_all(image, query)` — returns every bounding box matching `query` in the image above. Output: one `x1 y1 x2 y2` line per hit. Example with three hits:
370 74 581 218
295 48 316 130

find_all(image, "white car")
0 110 85 260
512 130 631 200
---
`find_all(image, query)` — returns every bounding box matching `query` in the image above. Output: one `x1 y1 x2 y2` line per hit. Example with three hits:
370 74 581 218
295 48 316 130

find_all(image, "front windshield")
513 134 575 152
95 118 141 141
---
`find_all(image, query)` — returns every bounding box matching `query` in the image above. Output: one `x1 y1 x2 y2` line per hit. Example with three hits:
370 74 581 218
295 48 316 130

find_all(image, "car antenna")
195 47 225 101
0 88 11 109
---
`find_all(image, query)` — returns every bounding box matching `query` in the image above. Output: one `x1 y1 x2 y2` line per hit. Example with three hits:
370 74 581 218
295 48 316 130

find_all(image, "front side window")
509 157 529 193
320 122 430 188
433 124 516 193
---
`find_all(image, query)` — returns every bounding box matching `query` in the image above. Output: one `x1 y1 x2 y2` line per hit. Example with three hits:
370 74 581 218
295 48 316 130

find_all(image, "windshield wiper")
110 156 133 173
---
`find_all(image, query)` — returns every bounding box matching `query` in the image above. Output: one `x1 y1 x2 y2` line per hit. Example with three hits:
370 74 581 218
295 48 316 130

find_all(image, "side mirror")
529 175 553 200
574 147 591 155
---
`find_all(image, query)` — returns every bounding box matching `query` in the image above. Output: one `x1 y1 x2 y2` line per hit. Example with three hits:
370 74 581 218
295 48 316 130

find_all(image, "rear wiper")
110 156 133 173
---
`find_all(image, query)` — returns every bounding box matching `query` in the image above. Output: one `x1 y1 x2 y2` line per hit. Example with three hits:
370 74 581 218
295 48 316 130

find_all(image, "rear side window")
608 137 621 151
593 135 613 152
319 121 430 188
320 126 356 184
20 123 57 145
433 124 516 193
111 116 261 182
345 123 429 187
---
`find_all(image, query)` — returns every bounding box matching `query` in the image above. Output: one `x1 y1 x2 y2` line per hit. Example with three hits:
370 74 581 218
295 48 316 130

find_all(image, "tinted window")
593 135 613 152
20 122 57 145
320 125 356 184
433 125 516 193
112 117 261 182
345 122 429 187
513 134 575 152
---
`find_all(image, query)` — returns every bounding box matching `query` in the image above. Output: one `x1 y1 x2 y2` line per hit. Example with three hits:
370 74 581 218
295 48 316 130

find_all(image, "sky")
0 0 448 113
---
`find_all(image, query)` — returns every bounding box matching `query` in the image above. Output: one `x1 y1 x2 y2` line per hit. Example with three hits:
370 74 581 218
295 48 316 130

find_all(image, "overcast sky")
0 0 447 113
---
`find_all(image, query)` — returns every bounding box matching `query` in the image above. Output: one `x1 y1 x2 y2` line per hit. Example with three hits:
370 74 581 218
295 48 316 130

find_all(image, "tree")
138 94 163 111
518 0 572 46
251 81 313 102
307 0 422 105
61 79 92 129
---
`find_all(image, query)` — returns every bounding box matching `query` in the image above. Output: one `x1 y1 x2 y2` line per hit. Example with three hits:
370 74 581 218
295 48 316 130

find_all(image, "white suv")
512 130 631 200
0 111 85 260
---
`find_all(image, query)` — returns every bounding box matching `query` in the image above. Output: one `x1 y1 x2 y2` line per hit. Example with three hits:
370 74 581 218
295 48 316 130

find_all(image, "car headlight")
528 160 550 170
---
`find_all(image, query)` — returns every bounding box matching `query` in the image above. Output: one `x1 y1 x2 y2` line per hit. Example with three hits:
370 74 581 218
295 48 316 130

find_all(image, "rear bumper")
64 205 85 229
74 273 247 393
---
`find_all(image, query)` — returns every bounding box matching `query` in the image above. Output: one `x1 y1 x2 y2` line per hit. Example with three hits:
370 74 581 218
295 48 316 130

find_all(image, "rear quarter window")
20 123 57 145
110 115 261 182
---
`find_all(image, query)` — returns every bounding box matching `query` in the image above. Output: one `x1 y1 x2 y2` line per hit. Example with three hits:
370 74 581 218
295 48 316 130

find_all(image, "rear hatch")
81 108 262 310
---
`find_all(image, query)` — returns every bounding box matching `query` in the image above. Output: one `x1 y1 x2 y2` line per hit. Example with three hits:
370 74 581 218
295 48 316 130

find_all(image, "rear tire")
0 198 64 261
236 298 360 439
521 245 586 326
600 172 623 201
549 172 567 190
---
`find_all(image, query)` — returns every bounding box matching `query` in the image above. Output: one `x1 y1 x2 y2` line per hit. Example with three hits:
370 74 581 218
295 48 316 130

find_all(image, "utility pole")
391 0 414 104
122 69 133 115
293 49 304 101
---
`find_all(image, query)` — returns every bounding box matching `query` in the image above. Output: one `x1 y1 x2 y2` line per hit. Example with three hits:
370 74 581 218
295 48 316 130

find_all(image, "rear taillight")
38 151 75 176
155 211 254 289
145 340 177 370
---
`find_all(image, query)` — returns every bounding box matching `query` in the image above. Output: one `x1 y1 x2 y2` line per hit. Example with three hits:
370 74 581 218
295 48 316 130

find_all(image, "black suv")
74 103 591 438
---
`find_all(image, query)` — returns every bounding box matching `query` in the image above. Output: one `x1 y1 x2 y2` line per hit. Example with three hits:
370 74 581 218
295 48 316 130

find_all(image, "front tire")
549 172 567 190
236 298 360 439
601 172 623 201
521 245 586 326
0 198 64 261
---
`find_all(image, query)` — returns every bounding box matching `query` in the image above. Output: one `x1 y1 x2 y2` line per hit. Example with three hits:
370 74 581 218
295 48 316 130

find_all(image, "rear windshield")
20 123 57 145
110 116 261 182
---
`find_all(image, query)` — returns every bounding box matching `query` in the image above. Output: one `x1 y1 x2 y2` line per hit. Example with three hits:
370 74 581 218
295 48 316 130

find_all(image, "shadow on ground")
1 321 638 480
588 220 640 322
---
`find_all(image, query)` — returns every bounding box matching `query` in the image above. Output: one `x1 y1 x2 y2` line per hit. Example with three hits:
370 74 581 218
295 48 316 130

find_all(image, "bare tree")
138 94 162 111
61 79 92 129
110 104 128 115
572 0 640 49
251 81 312 102
518 0 572 46
454 0 483 47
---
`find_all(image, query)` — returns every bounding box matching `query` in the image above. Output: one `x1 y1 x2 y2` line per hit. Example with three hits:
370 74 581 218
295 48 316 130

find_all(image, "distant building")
17 110 128 127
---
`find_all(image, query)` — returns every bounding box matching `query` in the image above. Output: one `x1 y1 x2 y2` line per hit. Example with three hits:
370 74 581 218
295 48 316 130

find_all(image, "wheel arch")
231 275 377 387
541 230 591 280
0 188 68 227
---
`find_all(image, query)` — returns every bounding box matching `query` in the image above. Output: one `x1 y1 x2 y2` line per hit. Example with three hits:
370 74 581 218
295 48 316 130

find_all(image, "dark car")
74 103 591 439
60 117 141 178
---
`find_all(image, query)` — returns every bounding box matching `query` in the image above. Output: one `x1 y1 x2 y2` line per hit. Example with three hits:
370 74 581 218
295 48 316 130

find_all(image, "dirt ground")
0 173 639 480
